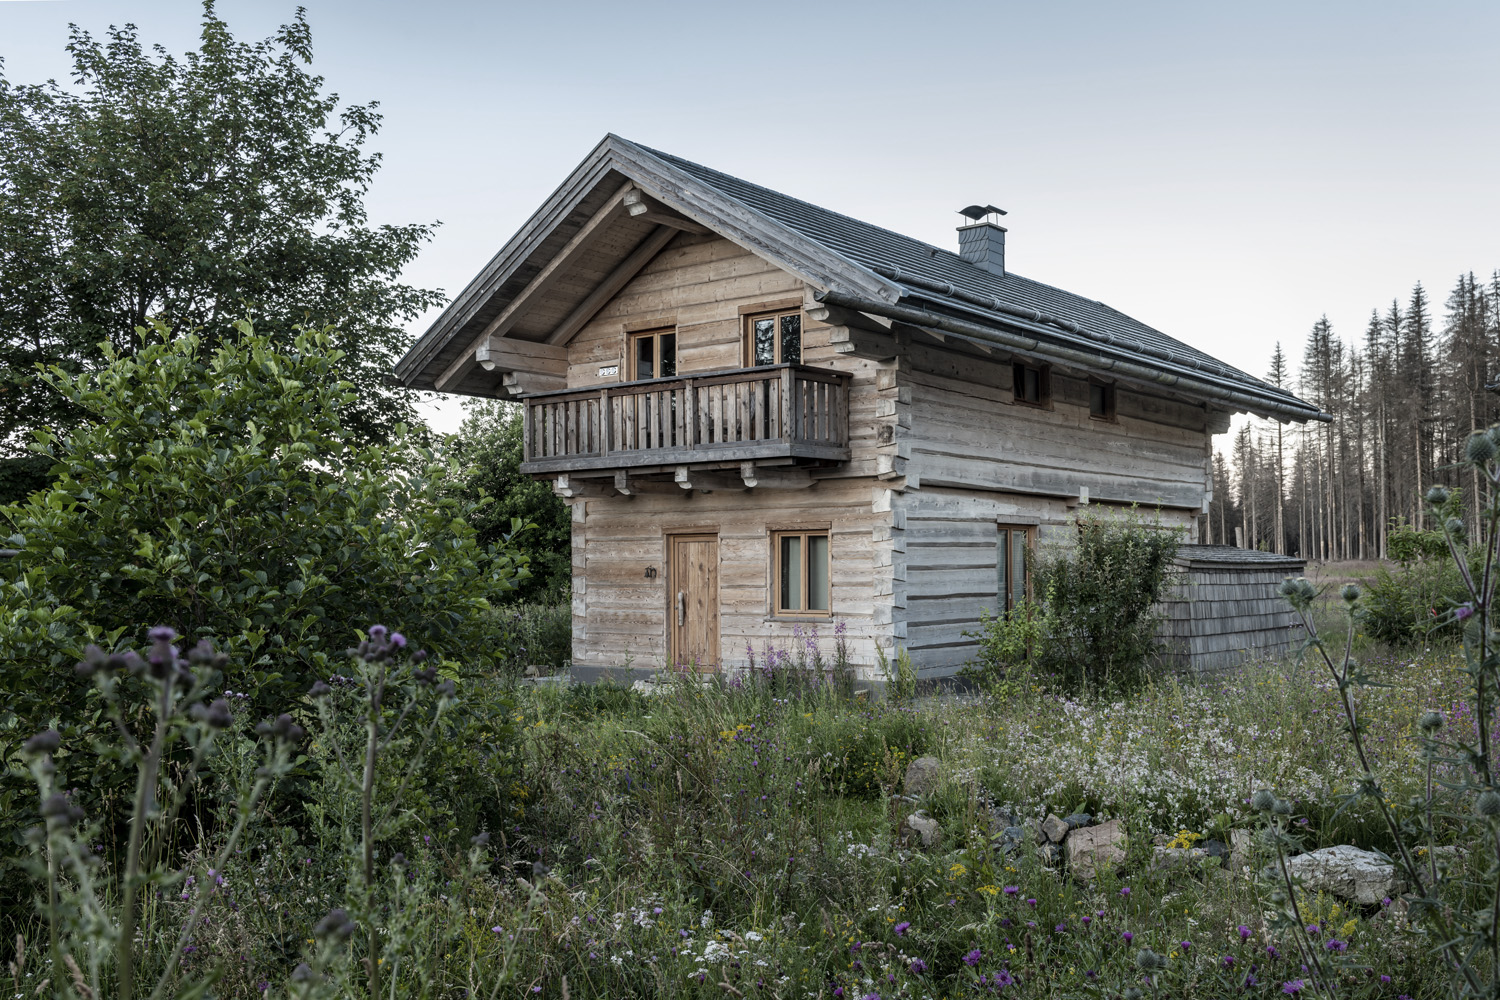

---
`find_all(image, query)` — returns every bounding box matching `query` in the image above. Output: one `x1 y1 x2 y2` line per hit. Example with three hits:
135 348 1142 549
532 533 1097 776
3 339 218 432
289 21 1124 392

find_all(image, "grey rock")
903 756 942 798
1062 812 1092 830
1066 819 1127 881
1279 845 1408 905
1203 839 1228 858
1228 829 1253 870
904 811 942 849
1041 814 1070 844
1036 843 1063 866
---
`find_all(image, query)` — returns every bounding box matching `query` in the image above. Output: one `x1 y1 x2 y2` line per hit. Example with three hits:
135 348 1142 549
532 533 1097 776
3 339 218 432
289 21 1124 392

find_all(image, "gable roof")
397 135 1327 423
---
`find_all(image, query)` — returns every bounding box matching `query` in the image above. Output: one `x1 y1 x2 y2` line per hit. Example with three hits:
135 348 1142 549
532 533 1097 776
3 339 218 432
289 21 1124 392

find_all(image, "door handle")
677 591 685 626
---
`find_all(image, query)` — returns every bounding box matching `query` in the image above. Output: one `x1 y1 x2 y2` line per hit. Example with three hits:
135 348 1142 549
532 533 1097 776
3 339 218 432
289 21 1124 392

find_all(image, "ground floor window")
773 529 829 615
997 525 1033 612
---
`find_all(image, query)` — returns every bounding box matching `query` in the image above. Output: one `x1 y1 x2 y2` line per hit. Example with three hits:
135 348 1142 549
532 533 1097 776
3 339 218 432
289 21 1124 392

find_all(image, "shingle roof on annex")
638 141 1319 421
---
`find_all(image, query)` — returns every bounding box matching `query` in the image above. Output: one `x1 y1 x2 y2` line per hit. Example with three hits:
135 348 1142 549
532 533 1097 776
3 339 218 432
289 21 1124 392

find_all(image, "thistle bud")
1250 789 1276 812
389 632 406 649
24 729 60 755
1467 433 1497 466
187 639 218 665
308 680 332 699
1419 711 1444 733
205 699 233 729
75 645 108 677
1272 798 1293 816
1447 518 1467 543
1341 583 1360 604
368 625 388 641
313 908 356 940
471 831 490 847
437 679 456 698
1474 791 1500 818
1135 949 1165 971
1426 485 1451 507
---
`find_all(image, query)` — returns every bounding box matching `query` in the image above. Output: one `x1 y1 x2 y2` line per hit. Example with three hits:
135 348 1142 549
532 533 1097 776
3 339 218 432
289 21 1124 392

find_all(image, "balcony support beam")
740 462 815 489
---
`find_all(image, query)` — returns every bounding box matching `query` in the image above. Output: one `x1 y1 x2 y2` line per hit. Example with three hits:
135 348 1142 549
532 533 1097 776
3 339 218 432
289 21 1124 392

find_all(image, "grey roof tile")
641 144 1309 414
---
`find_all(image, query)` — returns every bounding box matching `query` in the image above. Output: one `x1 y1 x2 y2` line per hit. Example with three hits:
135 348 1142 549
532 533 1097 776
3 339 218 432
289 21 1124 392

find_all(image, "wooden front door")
669 534 719 671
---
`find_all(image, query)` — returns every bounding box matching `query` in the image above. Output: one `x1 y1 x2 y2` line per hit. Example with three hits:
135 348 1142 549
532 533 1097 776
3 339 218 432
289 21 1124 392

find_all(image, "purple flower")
1282 981 1305 995
909 958 928 974
833 989 844 999
1055 923 1067 933
1305 924 1320 937
1003 886 1019 896
1222 955 1235 969
1081 916 1092 926
894 921 910 936
1026 898 1037 908
862 993 880 1000
1325 939 1347 953
1238 925 1252 941
964 948 982 966
992 969 1015 987
1122 931 1133 943
1120 887 1131 897
1456 604 1475 621
1180 940 1191 951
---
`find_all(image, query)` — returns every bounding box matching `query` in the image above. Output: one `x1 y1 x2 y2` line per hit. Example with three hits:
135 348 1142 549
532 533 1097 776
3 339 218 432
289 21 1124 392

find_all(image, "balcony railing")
519 364 850 475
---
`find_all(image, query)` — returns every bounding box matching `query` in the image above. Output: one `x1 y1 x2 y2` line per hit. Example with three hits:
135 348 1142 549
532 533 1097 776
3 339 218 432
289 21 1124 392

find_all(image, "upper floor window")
746 310 802 367
1089 381 1116 420
1013 361 1049 407
629 328 676 380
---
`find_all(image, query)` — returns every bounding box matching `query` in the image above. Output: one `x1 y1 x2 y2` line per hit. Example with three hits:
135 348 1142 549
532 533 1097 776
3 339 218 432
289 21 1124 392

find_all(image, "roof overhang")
395 135 903 397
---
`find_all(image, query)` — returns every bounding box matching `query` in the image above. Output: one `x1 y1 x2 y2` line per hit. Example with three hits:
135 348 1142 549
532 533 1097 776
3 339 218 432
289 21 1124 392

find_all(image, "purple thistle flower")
1282 981 1305 995
894 921 910 936
1122 931 1133 943
909 958 928 974
1238 925 1252 941
1003 886 1019 896
964 948 982 966
1325 939 1347 953
992 969 1015 987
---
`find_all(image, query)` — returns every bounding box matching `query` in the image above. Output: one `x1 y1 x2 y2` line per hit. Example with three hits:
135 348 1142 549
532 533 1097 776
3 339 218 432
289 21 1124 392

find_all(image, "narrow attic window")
629 328 677 380
1012 362 1049 407
1089 382 1116 421
746 309 802 367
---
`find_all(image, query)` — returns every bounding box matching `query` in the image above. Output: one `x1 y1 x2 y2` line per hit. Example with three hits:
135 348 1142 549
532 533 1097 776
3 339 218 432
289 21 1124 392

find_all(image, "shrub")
490 602 572 675
1359 559 1468 645
962 599 1046 697
0 325 528 857
1032 509 1183 692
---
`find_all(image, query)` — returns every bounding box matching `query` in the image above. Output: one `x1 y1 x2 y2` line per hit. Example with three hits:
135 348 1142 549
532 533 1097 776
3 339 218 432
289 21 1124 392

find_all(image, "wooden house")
395 135 1328 682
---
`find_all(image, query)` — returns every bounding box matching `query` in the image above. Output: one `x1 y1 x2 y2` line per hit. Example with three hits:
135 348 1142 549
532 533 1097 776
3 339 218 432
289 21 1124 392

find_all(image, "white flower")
744 931 763 942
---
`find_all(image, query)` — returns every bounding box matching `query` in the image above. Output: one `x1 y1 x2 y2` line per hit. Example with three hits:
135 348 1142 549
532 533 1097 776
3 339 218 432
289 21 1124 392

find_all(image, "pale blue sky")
4 0 1498 435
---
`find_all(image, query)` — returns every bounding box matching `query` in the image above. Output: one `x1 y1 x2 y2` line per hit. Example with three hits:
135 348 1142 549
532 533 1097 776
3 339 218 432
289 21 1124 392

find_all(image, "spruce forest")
1209 270 1500 558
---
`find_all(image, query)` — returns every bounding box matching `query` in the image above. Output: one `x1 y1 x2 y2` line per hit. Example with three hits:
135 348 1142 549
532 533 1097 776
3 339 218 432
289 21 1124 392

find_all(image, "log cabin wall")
557 233 897 678
887 340 1210 675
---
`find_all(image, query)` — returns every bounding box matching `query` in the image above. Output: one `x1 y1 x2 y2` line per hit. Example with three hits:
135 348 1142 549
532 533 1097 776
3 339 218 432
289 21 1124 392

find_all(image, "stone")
996 826 1027 855
1036 843 1062 867
1278 845 1408 906
1066 819 1127 881
1041 814 1070 844
1228 829 1253 870
903 756 942 798
1062 812 1092 830
1203 839 1228 859
904 811 942 849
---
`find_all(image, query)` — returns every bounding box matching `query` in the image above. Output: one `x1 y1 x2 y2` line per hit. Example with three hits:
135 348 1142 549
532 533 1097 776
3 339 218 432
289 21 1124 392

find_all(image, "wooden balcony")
519 364 851 476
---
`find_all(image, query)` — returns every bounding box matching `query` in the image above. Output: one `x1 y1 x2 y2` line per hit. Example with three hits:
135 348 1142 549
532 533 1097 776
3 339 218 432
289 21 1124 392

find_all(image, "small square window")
773 529 829 616
746 310 802 367
1089 382 1115 420
1013 362 1049 407
628 329 676 380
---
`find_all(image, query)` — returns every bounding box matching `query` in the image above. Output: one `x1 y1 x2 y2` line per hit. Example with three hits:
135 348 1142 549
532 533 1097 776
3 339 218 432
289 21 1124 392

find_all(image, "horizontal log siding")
570 479 889 675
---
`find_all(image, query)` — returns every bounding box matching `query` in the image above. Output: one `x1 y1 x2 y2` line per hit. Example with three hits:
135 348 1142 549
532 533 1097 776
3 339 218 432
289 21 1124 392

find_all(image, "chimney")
956 204 1008 276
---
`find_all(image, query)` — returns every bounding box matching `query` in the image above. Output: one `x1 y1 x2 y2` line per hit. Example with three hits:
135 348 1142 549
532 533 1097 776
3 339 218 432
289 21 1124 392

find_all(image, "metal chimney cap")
958 204 1007 222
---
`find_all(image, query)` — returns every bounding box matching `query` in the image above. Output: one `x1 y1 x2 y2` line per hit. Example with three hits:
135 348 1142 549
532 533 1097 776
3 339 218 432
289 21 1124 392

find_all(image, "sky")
3 0 1498 441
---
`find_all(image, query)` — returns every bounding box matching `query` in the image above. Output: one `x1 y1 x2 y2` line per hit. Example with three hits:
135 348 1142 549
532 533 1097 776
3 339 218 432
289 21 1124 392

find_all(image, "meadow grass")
8 644 1477 998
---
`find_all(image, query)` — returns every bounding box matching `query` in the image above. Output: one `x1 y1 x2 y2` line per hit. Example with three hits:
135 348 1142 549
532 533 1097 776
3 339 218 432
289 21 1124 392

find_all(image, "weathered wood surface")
569 480 884 672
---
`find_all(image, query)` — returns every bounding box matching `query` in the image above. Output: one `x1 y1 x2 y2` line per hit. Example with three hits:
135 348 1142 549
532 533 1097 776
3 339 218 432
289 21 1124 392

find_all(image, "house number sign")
598 365 619 377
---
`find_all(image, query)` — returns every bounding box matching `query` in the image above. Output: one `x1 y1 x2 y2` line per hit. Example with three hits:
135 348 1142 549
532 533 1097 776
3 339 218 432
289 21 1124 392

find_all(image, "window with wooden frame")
996 525 1034 613
1089 381 1116 421
1012 361 1049 406
745 309 803 367
772 529 830 616
628 328 677 381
